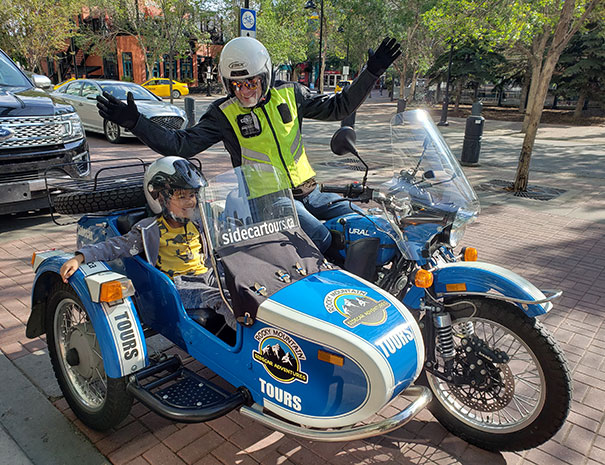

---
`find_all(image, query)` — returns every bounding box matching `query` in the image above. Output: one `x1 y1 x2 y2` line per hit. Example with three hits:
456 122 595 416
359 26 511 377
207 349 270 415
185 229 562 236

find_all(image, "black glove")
97 91 140 130
367 37 402 76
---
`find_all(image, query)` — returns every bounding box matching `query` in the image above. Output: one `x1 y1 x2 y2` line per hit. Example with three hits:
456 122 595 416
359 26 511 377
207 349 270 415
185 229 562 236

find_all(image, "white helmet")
144 157 206 221
219 37 272 102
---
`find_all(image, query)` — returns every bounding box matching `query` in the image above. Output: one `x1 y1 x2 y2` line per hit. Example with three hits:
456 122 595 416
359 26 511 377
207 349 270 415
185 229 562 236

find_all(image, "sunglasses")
231 77 260 91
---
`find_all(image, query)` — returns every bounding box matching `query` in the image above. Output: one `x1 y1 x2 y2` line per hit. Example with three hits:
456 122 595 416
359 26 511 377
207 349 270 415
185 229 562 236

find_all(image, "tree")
512 0 600 192
0 0 84 72
552 22 605 118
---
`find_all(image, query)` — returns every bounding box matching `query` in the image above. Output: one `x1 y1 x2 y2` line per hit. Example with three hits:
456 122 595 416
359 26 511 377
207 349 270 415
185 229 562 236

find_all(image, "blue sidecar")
28 164 431 441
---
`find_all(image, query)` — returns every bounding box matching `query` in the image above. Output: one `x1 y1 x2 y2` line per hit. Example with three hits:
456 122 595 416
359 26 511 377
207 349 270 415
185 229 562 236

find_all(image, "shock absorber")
434 312 456 360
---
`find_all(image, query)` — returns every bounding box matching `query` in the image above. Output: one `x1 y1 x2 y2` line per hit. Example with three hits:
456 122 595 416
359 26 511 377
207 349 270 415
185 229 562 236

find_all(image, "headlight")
443 223 466 248
59 112 84 143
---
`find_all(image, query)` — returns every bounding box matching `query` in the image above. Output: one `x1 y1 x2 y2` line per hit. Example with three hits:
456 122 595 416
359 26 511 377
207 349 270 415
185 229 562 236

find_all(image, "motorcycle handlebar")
320 183 365 197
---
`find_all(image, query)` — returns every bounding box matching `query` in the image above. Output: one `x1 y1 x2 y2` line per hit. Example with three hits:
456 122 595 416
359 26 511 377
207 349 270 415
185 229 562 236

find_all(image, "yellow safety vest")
220 83 316 198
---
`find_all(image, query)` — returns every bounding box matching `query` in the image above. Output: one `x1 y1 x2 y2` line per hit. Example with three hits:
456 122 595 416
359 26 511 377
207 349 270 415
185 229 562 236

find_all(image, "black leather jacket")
130 68 379 169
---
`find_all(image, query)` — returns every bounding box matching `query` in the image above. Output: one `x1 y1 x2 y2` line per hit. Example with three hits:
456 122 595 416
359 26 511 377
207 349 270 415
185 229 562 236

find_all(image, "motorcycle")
26 110 571 452
318 109 572 450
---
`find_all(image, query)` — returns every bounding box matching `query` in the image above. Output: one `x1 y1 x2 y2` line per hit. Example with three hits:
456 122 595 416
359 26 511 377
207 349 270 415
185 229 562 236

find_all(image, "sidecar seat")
116 209 150 235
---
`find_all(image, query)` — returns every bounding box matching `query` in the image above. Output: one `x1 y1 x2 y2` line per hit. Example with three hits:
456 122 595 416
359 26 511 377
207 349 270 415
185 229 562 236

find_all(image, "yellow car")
53 77 75 90
335 79 352 93
142 78 190 99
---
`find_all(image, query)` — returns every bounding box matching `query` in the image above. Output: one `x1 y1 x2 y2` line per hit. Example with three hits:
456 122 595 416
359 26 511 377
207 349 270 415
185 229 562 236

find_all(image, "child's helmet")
144 157 206 217
219 37 273 105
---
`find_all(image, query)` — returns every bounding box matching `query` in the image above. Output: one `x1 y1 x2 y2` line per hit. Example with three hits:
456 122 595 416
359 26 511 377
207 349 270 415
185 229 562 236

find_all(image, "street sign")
240 8 256 38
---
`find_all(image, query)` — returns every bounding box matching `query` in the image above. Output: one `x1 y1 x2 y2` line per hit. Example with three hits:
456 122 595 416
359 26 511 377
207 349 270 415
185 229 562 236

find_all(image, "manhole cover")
475 179 566 201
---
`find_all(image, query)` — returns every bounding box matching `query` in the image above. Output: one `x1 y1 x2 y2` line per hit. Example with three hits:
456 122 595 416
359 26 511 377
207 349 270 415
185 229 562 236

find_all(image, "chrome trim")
238 385 432 442
437 289 562 305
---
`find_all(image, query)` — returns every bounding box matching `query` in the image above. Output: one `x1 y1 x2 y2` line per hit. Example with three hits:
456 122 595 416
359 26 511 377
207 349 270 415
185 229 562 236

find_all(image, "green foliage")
0 0 85 71
553 22 605 104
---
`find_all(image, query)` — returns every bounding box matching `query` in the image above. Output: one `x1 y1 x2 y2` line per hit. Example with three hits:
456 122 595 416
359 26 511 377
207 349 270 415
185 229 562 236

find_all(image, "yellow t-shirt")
156 217 208 278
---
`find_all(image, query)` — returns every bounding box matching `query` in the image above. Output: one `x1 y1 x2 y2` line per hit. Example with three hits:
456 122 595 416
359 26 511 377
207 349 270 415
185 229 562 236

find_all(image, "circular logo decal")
324 288 389 328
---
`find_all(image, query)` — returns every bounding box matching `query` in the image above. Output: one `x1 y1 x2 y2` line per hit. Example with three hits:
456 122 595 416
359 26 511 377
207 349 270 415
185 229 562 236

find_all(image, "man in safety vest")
97 37 401 253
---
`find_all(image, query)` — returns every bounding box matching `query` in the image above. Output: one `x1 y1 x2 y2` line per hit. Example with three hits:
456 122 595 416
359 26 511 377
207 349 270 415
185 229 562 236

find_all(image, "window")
81 82 99 98
163 55 177 78
122 52 133 79
65 82 82 96
180 57 193 81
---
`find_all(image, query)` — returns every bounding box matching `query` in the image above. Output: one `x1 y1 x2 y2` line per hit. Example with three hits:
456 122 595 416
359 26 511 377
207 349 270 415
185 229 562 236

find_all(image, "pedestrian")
97 37 401 253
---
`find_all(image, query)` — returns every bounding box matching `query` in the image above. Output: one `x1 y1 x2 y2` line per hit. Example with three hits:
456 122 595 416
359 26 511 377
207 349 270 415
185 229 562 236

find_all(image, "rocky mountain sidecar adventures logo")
324 289 390 328
253 327 308 384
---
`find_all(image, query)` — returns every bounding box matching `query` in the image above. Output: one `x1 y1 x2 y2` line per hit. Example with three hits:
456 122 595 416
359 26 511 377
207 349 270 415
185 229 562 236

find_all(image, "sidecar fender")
432 261 552 317
31 254 147 378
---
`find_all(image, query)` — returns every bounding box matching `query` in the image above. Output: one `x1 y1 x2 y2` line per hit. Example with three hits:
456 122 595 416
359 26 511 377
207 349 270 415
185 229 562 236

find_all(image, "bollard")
460 115 484 166
397 98 407 113
341 111 356 128
471 101 483 116
184 97 195 128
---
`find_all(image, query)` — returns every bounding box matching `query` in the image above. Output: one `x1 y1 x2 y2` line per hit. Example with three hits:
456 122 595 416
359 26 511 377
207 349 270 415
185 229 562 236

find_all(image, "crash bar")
238 385 432 442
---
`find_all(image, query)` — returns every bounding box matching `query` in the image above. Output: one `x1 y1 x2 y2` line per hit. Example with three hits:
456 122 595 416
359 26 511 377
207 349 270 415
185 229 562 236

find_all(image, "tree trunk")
436 82 442 103
518 67 531 113
454 80 463 111
410 68 418 101
169 51 175 104
574 90 586 119
514 54 558 191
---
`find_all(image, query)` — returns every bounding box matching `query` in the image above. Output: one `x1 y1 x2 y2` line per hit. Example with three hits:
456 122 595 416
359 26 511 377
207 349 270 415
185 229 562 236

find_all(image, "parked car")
335 79 352 94
0 48 89 215
53 77 75 90
142 78 190 99
52 79 187 143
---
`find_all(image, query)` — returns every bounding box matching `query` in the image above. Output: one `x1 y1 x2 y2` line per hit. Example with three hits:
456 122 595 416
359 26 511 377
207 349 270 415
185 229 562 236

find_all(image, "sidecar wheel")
420 298 571 452
46 283 133 431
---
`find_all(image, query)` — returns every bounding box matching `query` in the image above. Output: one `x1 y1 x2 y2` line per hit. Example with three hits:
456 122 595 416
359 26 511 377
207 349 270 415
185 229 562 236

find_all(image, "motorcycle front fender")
31 255 148 378
432 261 553 317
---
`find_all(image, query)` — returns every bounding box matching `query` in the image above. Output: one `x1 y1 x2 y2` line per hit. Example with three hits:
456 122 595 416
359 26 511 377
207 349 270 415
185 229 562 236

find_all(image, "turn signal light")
99 281 124 302
414 269 434 288
462 247 478 261
318 350 344 367
31 252 37 267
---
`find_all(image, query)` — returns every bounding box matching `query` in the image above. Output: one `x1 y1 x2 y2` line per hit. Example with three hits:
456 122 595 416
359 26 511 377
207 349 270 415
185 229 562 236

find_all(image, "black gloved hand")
367 37 402 76
96 91 140 130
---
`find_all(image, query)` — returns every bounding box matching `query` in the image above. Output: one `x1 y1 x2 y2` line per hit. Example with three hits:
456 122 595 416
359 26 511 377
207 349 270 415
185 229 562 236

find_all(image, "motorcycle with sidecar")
27 109 571 452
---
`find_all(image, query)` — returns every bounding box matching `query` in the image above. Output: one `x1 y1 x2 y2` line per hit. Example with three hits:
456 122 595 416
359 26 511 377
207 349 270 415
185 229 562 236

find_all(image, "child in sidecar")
60 156 236 331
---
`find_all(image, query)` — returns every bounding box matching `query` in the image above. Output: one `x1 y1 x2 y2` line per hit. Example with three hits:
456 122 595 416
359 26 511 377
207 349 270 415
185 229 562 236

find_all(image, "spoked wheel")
171 89 181 99
420 298 572 451
104 120 123 144
46 283 132 430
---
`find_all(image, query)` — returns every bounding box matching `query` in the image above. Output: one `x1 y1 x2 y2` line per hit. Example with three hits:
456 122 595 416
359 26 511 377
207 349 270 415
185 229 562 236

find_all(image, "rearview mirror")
330 126 358 156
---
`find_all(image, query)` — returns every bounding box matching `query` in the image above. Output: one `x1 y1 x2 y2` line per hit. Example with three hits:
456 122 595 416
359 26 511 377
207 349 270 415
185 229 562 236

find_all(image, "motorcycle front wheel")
46 283 133 431
420 297 572 452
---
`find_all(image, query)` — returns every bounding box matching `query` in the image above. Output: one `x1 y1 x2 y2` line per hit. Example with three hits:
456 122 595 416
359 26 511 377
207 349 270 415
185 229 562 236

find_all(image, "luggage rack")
44 157 149 225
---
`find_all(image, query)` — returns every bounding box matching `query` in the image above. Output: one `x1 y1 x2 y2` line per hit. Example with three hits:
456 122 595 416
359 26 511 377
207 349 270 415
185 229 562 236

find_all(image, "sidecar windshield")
200 164 300 251
383 110 480 226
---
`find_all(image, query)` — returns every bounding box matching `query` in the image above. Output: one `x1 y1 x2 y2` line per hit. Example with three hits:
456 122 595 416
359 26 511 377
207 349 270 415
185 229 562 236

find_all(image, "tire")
54 184 146 215
419 298 572 451
46 283 133 430
104 120 123 144
171 89 181 99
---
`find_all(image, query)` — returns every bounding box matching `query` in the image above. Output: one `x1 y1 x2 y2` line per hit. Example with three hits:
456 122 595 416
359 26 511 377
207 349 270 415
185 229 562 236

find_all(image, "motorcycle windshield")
200 164 300 252
384 110 480 227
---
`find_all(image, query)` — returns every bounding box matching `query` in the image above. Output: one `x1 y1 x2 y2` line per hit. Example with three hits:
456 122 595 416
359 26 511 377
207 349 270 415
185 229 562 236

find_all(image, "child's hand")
60 255 84 283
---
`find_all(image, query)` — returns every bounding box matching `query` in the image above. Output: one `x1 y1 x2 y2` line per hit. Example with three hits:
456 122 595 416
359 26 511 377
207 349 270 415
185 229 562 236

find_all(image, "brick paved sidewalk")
1 199 604 465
